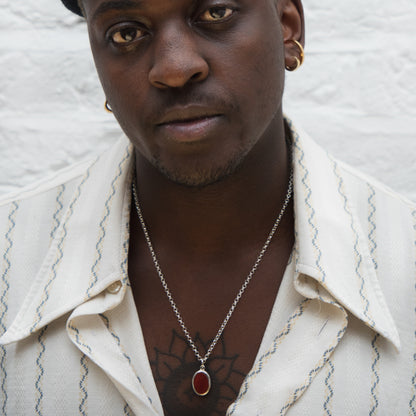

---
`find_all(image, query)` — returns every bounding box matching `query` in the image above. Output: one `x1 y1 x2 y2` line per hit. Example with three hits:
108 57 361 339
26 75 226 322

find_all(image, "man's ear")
278 0 304 43
277 0 305 69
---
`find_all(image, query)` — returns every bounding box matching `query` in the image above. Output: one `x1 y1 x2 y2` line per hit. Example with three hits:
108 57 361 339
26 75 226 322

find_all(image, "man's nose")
148 25 209 89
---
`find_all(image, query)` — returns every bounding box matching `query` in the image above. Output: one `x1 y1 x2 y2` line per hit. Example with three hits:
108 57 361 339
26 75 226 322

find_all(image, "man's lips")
156 106 222 126
155 106 223 143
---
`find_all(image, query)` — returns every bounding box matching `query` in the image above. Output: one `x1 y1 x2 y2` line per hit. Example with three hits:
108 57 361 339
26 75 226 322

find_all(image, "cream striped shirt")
0 121 415 415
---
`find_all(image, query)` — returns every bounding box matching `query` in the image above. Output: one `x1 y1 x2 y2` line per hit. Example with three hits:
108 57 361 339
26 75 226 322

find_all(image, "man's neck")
132 116 293 258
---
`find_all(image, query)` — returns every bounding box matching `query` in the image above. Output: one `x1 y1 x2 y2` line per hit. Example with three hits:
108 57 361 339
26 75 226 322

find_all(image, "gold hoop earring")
285 57 301 72
285 39 304 72
104 100 113 113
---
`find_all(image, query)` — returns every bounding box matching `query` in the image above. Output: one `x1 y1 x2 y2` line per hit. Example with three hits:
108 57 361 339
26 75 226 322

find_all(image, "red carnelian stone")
192 370 211 396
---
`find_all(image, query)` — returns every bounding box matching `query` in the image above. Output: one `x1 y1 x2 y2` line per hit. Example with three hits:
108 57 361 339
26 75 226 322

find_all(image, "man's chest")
129 259 288 415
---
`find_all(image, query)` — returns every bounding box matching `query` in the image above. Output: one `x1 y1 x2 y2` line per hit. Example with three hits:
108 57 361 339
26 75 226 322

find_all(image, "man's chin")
152 157 245 189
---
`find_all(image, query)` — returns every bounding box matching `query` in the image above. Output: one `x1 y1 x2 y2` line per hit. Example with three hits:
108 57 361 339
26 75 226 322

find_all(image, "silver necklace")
131 170 293 396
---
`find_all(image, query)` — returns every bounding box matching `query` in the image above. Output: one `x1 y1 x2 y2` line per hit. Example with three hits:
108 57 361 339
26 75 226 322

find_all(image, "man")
0 0 414 415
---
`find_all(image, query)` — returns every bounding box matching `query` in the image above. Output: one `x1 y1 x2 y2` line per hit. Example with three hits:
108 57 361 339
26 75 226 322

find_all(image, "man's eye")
199 6 234 22
111 27 144 44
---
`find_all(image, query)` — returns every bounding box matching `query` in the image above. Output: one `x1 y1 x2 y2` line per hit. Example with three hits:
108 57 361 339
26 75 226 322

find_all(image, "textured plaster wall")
0 1 415 201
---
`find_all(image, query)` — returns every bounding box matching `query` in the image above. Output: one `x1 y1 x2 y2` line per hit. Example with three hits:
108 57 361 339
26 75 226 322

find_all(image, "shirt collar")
288 119 400 350
0 137 134 345
1 122 400 351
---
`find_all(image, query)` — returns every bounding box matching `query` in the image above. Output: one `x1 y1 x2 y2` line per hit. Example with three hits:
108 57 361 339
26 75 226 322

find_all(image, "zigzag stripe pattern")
227 300 308 415
277 296 347 415
35 325 48 416
30 169 92 333
67 323 92 355
99 314 132 365
291 124 326 283
331 158 375 328
79 353 89 416
121 231 130 287
410 210 416 414
99 313 153 406
121 201 131 287
323 359 335 416
293 230 299 259
35 186 66 415
0 201 19 415
367 185 378 270
368 184 380 416
369 333 380 415
67 323 92 415
279 318 347 415
50 185 66 240
87 146 131 298
123 403 133 415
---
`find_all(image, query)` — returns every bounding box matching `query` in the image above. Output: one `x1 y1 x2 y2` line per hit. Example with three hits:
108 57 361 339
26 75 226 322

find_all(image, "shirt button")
106 281 122 294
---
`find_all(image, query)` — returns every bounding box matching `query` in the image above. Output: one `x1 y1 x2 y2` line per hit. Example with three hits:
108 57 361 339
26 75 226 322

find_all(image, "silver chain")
131 170 293 368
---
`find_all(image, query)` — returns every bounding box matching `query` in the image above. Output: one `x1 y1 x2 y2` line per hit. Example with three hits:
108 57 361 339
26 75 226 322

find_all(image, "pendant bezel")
192 368 211 396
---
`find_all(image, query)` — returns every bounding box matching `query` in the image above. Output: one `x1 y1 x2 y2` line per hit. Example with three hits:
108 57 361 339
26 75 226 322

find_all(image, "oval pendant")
192 368 211 396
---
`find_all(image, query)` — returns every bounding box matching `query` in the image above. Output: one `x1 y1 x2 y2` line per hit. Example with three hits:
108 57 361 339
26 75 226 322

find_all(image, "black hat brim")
61 0 84 17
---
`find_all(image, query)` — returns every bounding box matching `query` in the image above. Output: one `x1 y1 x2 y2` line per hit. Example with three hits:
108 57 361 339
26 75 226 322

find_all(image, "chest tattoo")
150 329 246 415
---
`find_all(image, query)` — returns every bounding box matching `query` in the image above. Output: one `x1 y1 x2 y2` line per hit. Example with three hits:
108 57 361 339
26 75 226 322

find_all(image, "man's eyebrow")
91 0 143 22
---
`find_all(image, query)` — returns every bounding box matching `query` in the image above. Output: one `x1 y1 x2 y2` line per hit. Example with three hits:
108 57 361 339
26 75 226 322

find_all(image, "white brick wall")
1 1 415 201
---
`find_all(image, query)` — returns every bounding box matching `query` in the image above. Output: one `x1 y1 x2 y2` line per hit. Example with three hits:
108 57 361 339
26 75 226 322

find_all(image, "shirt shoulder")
337 157 416 212
0 158 93 208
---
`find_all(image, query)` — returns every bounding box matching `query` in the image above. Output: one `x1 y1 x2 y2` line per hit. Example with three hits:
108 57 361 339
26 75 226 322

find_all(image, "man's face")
84 0 288 186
